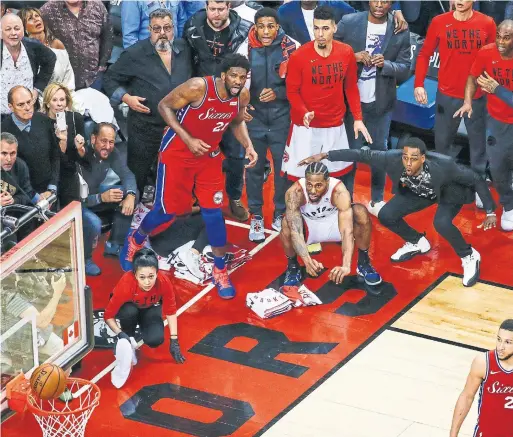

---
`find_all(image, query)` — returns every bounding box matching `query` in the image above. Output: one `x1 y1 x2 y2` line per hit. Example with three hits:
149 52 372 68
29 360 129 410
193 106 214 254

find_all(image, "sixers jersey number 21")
159 76 240 164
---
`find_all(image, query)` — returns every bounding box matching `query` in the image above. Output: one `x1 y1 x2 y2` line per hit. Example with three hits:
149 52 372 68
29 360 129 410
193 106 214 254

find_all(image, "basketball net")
7 375 100 437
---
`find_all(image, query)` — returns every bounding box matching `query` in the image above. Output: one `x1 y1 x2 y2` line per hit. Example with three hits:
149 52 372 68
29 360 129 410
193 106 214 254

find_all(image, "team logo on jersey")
198 108 233 121
210 148 221 158
230 101 237 106
213 191 223 205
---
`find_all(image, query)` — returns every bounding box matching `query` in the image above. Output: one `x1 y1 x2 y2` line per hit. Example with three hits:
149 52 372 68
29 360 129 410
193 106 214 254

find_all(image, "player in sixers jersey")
450 319 513 437
120 54 258 299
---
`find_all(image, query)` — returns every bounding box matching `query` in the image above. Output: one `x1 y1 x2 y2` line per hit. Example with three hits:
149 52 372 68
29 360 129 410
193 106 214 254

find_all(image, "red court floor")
2 165 512 437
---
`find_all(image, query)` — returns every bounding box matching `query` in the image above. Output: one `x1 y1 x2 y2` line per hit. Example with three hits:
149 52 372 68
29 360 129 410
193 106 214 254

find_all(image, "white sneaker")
272 215 283 232
475 193 484 209
130 337 138 366
111 338 132 389
367 201 386 217
461 248 480 287
249 215 265 243
501 208 513 232
178 249 202 278
391 237 431 262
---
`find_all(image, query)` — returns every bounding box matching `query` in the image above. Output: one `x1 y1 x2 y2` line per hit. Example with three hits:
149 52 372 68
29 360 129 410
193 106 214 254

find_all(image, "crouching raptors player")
280 162 381 287
450 319 513 437
120 54 258 299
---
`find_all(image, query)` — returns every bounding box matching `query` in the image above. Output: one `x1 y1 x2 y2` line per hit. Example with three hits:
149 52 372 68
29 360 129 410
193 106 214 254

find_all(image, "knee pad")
201 207 227 248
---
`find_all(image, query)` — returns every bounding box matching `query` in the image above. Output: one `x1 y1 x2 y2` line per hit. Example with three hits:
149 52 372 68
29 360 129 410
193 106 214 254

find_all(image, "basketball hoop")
7 375 100 437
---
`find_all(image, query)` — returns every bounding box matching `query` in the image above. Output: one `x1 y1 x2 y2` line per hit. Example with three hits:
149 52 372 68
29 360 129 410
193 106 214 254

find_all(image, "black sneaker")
284 264 302 286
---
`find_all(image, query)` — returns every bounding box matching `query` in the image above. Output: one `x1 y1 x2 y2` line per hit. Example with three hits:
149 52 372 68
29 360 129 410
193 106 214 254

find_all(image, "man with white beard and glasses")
104 8 193 201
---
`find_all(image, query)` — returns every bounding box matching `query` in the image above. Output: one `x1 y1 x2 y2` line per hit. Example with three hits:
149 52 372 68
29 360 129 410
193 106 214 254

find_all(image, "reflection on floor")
2 167 512 437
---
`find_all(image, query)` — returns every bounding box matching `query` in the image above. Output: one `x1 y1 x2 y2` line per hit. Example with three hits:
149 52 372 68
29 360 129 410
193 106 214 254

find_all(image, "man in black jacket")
335 0 411 217
2 86 60 198
241 7 298 242
183 1 252 221
104 8 193 197
300 137 497 287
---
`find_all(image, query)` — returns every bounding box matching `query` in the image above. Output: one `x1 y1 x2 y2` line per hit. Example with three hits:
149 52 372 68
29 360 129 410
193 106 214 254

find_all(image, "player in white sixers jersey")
280 162 381 287
120 54 258 299
450 319 513 437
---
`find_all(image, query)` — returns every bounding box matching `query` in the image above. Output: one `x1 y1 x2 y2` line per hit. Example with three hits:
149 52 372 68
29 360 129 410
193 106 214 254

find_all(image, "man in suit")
278 0 355 45
335 0 411 217
300 137 497 287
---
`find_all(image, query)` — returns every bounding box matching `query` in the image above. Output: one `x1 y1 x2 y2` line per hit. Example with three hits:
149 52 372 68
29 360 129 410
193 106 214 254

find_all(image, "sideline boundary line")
85 224 280 390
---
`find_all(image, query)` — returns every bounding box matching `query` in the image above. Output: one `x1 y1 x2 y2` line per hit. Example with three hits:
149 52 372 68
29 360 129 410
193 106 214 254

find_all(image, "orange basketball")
30 364 67 400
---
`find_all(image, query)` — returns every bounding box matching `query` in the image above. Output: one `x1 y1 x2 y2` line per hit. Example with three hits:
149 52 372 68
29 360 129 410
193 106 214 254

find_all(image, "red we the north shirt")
104 271 177 319
286 41 362 128
414 11 496 99
471 43 513 124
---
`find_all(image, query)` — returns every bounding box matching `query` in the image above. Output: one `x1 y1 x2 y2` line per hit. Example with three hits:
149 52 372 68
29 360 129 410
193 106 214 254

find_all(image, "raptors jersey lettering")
474 350 513 437
159 76 239 164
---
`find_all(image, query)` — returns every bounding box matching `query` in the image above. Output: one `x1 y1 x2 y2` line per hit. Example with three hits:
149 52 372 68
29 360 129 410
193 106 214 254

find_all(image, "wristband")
486 213 496 217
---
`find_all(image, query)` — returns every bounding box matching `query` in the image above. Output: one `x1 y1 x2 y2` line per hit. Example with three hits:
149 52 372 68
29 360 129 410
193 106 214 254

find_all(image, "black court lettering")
189 323 337 378
120 383 254 437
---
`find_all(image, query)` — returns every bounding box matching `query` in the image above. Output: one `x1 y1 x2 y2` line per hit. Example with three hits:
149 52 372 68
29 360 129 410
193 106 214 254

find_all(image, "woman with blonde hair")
41 82 87 207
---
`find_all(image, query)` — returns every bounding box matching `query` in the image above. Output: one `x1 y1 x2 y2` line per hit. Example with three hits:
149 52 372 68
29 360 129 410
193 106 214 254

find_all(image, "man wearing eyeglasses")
104 8 193 199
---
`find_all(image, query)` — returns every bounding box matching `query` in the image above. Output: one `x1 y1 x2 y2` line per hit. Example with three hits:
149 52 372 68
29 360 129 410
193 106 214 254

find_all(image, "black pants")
127 119 164 194
378 190 472 258
116 302 164 348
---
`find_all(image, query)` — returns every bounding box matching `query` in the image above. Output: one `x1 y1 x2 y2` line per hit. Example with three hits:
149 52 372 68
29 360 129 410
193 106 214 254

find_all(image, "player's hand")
117 332 130 341
123 94 151 114
371 54 385 68
40 191 53 200
393 10 408 34
298 153 326 166
120 194 135 216
170 338 185 364
453 102 473 119
304 258 324 277
414 87 428 105
101 188 124 203
477 214 497 231
329 265 350 284
51 274 67 297
245 146 258 168
1 191 14 206
303 111 315 128
355 51 372 67
477 71 499 94
354 120 373 144
259 88 277 103
243 104 254 122
186 137 211 156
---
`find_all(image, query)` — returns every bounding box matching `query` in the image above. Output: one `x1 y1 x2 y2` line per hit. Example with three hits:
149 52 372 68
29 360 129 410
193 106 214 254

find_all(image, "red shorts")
154 153 224 215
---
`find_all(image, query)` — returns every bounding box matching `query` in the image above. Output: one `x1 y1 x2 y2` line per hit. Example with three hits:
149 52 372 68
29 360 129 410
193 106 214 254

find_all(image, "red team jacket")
414 11 496 99
104 272 177 319
471 43 513 124
159 76 240 164
475 350 513 437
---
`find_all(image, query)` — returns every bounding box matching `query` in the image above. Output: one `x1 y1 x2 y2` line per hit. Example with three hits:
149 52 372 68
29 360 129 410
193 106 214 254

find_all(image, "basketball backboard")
0 202 94 421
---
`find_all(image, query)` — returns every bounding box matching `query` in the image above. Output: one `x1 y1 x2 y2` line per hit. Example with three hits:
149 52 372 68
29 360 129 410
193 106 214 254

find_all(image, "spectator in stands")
2 86 60 198
239 7 298 241
121 1 183 48
104 8 192 198
179 0 205 33
277 0 355 45
80 123 138 276
456 19 513 232
335 0 411 217
0 132 43 249
414 0 496 209
40 83 88 207
40 0 113 91
183 0 252 221
355 1 408 33
1 13 56 116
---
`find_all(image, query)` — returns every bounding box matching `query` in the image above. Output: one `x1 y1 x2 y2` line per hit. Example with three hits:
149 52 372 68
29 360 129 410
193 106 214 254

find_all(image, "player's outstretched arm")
330 185 353 284
229 88 257 168
158 78 208 150
449 353 486 437
285 186 308 259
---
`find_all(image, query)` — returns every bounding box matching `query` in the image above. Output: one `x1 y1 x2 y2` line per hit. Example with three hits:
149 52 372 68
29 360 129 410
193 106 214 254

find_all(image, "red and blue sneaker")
212 266 236 299
356 261 382 286
283 264 302 286
120 230 145 272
